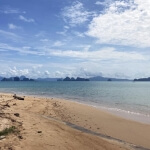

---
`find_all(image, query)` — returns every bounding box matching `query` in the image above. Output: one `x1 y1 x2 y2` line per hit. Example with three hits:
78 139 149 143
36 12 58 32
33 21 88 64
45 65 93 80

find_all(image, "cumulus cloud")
0 65 48 78
70 67 103 78
7 67 29 77
62 1 95 26
44 70 50 76
87 0 150 48
19 15 35 23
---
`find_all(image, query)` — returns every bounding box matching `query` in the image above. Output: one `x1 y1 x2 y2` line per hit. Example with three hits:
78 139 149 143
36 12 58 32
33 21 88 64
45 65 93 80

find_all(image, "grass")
0 126 16 136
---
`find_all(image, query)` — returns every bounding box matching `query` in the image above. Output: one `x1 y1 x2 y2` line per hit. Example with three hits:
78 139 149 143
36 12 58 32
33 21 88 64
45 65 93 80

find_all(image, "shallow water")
0 81 150 123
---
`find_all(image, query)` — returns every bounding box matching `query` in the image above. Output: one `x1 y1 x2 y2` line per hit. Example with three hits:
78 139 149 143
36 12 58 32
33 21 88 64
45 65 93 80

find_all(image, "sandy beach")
0 93 150 150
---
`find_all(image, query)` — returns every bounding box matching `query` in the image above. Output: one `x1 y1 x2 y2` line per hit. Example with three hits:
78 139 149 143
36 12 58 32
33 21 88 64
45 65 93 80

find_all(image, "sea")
0 81 150 124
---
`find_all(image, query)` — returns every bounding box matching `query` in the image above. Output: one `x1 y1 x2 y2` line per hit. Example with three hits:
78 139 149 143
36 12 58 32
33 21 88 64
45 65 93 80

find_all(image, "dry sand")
0 93 150 150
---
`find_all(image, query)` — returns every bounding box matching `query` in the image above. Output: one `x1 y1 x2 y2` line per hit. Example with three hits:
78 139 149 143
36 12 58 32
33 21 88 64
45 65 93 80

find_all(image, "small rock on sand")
14 113 20 117
18 135 23 139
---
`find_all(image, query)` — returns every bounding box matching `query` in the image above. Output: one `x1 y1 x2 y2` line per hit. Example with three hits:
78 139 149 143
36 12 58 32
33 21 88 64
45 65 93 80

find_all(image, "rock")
11 119 16 122
53 102 57 107
0 136 6 140
18 135 23 139
37 131 42 133
14 113 20 117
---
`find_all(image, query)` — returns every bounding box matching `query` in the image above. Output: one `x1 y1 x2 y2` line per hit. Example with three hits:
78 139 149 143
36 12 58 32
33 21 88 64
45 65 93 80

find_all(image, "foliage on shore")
0 126 16 136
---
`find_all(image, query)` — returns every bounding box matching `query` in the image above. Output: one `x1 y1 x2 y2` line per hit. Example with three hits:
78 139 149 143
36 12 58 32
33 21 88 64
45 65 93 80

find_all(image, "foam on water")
99 106 150 124
72 100 150 124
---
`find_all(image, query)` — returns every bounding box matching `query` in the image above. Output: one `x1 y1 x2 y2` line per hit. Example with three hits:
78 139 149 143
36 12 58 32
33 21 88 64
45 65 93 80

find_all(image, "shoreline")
1 93 150 149
1 91 150 125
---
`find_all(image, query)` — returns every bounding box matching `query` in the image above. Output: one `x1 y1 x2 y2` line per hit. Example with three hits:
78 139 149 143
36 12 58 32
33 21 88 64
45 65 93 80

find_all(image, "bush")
0 126 16 136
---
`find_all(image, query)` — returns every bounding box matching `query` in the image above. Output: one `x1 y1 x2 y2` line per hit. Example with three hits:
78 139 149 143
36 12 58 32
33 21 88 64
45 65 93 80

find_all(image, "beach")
0 93 150 150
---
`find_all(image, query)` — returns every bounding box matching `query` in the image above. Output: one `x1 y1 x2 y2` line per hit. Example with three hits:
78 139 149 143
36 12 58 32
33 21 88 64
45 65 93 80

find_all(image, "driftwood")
13 94 24 100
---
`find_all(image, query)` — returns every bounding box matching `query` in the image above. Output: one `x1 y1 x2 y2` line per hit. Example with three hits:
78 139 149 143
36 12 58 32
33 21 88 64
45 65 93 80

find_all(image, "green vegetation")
0 126 16 136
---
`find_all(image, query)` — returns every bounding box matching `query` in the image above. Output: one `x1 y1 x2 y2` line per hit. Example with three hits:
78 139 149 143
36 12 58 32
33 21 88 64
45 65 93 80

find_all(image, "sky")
0 0 150 79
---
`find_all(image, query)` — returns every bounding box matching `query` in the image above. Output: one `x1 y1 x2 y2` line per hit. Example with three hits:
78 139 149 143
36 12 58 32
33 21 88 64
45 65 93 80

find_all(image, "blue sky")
0 0 150 79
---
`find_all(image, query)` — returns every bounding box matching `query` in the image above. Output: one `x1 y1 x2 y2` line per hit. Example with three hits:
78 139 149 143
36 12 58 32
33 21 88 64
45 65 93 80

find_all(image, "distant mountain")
0 76 60 82
134 77 150 81
0 76 3 81
20 75 26 80
62 77 89 81
89 76 130 81
89 76 107 81
1 76 34 81
36 78 60 81
0 75 131 82
1 78 12 81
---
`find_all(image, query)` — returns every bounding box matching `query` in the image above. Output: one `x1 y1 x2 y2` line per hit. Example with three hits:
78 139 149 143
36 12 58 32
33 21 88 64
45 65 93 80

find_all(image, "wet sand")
0 93 150 150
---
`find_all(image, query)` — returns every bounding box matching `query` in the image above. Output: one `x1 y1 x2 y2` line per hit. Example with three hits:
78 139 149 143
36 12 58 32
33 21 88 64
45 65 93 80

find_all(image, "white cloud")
53 41 65 47
22 46 31 49
62 1 95 26
73 31 85 37
0 51 150 79
95 1 105 5
49 47 145 61
0 42 146 64
67 67 103 78
1 59 150 79
8 24 20 30
19 15 35 23
2 41 145 63
64 26 70 29
3 67 41 78
2 67 30 77
0 43 43 55
40 39 49 42
55 71 65 77
87 0 150 48
35 31 46 37
56 26 70 36
44 70 50 76
56 30 67 36
4 9 19 14
0 30 22 41
76 45 91 51
0 6 26 14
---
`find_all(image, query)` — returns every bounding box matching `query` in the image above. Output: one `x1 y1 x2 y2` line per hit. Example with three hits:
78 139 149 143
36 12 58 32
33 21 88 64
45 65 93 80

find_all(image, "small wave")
99 106 150 117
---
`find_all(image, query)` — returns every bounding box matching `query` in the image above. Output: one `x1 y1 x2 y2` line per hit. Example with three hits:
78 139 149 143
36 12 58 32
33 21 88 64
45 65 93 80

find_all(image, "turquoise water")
0 81 150 123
